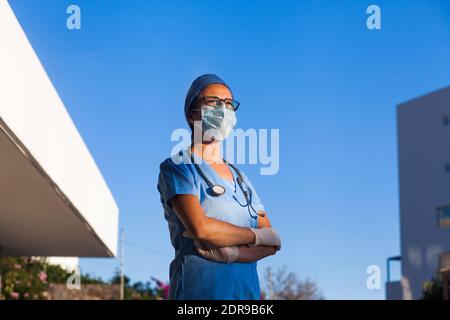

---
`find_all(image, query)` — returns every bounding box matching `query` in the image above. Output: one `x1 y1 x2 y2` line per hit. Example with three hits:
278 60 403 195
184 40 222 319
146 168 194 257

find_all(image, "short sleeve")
158 159 198 206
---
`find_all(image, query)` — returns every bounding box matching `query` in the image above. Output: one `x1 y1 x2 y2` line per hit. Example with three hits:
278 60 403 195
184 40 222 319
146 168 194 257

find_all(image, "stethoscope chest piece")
211 185 226 196
190 151 265 218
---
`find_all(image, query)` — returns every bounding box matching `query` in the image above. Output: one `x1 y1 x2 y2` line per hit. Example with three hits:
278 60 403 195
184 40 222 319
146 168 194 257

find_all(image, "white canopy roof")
0 0 119 257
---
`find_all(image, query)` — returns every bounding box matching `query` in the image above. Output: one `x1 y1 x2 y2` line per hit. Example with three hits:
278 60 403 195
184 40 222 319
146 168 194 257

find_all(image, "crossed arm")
169 194 277 262
236 205 276 262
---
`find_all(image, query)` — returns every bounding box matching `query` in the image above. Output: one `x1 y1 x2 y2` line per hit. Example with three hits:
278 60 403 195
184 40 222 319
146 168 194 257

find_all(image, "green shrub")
0 258 168 300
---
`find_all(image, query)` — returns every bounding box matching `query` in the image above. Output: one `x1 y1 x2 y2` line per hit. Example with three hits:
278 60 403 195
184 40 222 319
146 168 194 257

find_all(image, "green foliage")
422 272 449 300
0 258 168 300
0 257 48 300
109 269 163 300
45 262 72 284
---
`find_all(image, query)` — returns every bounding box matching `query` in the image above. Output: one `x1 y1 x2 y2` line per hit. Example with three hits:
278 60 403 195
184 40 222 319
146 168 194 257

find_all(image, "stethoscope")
190 152 266 219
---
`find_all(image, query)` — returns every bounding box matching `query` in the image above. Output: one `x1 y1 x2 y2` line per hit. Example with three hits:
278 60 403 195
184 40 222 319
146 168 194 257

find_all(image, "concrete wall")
46 257 79 272
47 284 120 300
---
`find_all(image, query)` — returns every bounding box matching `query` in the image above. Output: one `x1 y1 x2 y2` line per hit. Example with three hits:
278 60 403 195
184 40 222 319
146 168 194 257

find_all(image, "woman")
157 74 281 300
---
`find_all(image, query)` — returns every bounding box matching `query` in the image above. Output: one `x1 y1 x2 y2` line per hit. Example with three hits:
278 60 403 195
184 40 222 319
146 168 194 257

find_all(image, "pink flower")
162 284 170 299
24 292 29 299
14 264 21 269
38 271 47 283
10 292 20 299
151 277 170 299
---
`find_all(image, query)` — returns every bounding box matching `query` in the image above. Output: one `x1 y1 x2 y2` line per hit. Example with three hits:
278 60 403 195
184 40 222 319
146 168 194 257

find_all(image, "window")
437 206 450 229
446 163 450 174
444 115 449 126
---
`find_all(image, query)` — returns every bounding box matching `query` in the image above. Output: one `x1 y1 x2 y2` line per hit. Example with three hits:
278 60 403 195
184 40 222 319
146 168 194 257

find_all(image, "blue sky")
8 0 450 299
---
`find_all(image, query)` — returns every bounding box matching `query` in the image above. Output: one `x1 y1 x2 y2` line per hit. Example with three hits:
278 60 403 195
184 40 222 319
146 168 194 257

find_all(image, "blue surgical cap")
184 74 233 122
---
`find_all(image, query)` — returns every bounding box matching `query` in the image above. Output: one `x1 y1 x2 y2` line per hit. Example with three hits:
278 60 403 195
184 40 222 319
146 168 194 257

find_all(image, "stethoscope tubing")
189 152 265 218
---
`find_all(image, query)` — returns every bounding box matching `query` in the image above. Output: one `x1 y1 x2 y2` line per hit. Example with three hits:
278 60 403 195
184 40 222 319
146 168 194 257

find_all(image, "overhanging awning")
0 1 119 257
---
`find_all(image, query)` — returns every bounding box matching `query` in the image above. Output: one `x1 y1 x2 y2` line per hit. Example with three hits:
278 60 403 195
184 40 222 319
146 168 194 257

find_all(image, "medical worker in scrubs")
157 74 281 300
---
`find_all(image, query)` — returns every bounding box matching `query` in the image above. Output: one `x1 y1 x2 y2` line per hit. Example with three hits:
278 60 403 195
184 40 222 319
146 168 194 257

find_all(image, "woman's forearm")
170 194 256 247
199 210 276 248
236 245 276 263
198 217 255 247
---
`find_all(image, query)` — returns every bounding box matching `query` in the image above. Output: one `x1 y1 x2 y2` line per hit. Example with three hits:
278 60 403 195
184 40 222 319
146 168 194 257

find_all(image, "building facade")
389 86 450 299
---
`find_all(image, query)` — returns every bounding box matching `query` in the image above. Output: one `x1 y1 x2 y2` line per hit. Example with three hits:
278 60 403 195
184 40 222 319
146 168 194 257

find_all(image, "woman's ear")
187 112 194 126
188 109 201 126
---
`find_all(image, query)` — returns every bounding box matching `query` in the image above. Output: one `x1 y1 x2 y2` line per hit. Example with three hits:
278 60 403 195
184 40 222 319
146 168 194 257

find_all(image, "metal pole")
120 228 125 300
0 246 2 300
386 256 401 283
268 268 274 300
386 258 390 282
443 271 448 301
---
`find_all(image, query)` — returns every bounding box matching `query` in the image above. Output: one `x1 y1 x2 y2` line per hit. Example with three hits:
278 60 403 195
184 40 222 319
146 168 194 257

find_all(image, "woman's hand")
184 231 238 263
183 230 238 263
249 227 281 250
196 239 240 263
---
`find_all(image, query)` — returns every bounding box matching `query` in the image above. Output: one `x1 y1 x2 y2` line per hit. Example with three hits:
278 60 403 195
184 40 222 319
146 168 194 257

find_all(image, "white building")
0 0 119 263
387 86 450 299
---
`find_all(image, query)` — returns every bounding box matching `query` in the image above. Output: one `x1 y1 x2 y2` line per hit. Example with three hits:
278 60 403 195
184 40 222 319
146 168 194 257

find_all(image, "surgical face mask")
198 105 237 141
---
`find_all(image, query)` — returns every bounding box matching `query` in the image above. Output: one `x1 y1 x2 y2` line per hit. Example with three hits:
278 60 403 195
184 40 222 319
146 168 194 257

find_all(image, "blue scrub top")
157 147 265 300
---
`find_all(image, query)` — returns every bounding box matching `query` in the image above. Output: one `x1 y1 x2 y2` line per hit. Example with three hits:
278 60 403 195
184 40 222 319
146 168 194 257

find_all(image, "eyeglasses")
195 96 240 111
